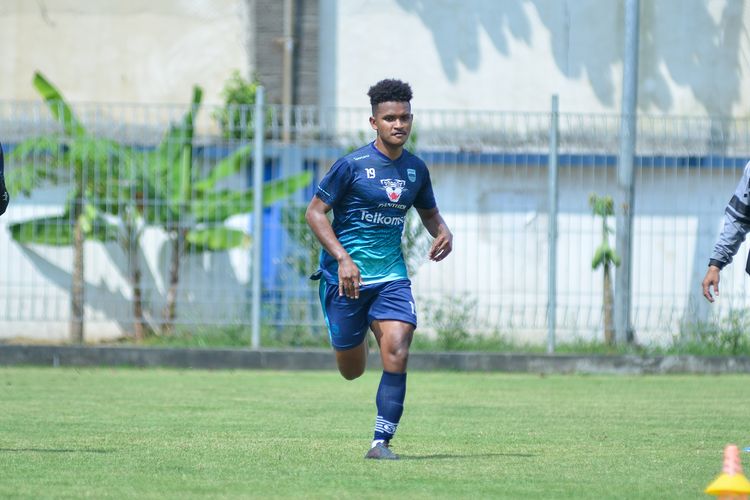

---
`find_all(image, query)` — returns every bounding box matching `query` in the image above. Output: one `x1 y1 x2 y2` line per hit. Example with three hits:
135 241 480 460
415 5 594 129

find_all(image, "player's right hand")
337 256 362 300
702 265 721 303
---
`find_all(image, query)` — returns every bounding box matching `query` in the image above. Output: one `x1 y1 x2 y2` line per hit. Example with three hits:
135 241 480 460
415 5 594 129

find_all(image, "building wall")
3 0 747 118
320 0 750 117
0 0 253 105
255 0 319 106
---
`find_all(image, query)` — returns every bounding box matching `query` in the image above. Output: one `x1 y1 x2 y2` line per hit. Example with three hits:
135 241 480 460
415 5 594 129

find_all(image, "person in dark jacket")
0 142 8 216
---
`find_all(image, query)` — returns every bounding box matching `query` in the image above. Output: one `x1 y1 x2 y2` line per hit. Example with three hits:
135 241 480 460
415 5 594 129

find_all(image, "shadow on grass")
400 452 535 460
0 448 113 454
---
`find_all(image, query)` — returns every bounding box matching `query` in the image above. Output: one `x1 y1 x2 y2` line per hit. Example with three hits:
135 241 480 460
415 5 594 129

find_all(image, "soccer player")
0 142 8 216
702 160 750 302
305 79 453 460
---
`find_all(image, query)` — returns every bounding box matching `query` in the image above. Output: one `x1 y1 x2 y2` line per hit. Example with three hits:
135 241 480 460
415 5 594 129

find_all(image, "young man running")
306 78 453 460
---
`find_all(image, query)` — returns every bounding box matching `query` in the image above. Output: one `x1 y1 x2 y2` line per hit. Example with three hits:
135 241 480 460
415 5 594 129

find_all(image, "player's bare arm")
416 206 453 262
305 196 362 299
702 265 721 303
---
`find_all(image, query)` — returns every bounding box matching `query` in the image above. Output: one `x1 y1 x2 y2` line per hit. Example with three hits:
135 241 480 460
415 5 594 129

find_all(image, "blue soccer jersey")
315 142 436 285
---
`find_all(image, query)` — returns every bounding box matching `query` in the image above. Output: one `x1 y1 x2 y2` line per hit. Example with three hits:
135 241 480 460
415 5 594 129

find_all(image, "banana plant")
142 87 313 333
8 72 129 342
589 193 621 346
8 72 313 340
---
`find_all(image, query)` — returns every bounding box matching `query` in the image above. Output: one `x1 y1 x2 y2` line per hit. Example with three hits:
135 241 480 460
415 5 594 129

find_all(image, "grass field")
0 367 747 499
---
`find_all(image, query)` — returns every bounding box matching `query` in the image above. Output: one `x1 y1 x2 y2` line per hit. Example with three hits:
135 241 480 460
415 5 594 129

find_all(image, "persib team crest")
407 168 416 182
381 178 407 203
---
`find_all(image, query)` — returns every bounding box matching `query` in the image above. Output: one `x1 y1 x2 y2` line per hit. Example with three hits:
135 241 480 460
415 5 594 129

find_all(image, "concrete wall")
0 0 253 105
320 0 750 116
4 0 748 118
255 0 319 105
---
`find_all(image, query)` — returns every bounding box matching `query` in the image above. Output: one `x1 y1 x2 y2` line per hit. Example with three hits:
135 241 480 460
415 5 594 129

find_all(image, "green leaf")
7 135 68 194
154 86 203 201
592 244 621 269
588 193 615 217
9 135 67 159
68 137 132 167
156 86 202 157
592 246 605 269
186 226 248 252
9 215 75 246
193 145 253 193
33 71 86 137
178 87 202 202
259 170 313 205
7 129 135 199
191 171 313 223
79 214 93 234
8 213 117 246
132 174 181 225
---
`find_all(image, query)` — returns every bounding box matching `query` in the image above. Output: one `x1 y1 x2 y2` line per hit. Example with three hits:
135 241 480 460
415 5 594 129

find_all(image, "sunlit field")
0 367 746 499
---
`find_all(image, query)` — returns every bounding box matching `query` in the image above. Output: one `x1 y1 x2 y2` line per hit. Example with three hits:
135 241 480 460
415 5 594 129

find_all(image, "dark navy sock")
373 370 407 442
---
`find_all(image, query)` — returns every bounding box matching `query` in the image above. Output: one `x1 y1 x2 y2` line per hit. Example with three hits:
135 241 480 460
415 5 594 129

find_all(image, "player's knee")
384 343 409 365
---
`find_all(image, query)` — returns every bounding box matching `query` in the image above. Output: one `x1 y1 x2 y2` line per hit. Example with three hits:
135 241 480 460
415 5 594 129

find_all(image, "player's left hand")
337 255 362 299
428 229 452 262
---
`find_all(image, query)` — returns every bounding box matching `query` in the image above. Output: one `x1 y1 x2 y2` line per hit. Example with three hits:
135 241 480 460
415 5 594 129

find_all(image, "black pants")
0 142 7 215
0 176 7 216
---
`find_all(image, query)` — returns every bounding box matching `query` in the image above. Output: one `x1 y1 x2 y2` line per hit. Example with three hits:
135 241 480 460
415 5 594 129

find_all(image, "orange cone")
705 444 750 499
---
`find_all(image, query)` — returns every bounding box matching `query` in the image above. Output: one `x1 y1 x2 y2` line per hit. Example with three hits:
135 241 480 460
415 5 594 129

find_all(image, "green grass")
0 368 746 499
136 326 331 350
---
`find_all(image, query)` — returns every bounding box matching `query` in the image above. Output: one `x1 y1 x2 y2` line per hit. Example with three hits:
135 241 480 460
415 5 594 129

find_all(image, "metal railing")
1 96 749 347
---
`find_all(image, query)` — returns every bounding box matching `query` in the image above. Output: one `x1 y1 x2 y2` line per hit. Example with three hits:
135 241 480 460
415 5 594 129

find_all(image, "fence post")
547 95 559 354
251 87 265 349
615 0 640 344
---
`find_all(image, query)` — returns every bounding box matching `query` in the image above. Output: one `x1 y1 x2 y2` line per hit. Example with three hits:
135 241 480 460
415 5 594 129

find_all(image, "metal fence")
1 97 749 347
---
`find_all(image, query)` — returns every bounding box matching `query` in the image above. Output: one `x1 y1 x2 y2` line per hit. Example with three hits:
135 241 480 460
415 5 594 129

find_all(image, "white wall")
411 159 747 345
0 0 252 106
0 190 252 341
4 1 747 117
320 0 750 117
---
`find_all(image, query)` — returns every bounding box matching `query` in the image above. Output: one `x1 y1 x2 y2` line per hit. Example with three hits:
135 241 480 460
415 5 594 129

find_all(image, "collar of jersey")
369 141 404 163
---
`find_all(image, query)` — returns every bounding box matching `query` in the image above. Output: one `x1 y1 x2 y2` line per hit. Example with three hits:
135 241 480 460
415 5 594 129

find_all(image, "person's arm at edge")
416 206 452 262
702 161 750 302
702 265 721 303
305 195 361 298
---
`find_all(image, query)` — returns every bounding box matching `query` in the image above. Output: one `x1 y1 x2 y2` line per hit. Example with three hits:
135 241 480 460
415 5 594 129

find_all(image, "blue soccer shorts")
318 279 417 351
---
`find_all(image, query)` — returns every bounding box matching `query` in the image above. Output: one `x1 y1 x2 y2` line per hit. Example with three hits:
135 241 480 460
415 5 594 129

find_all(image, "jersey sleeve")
315 157 353 207
413 165 437 210
709 160 750 269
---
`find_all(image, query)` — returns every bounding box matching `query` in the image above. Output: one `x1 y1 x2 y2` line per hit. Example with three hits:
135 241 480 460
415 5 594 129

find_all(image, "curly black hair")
367 79 412 112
